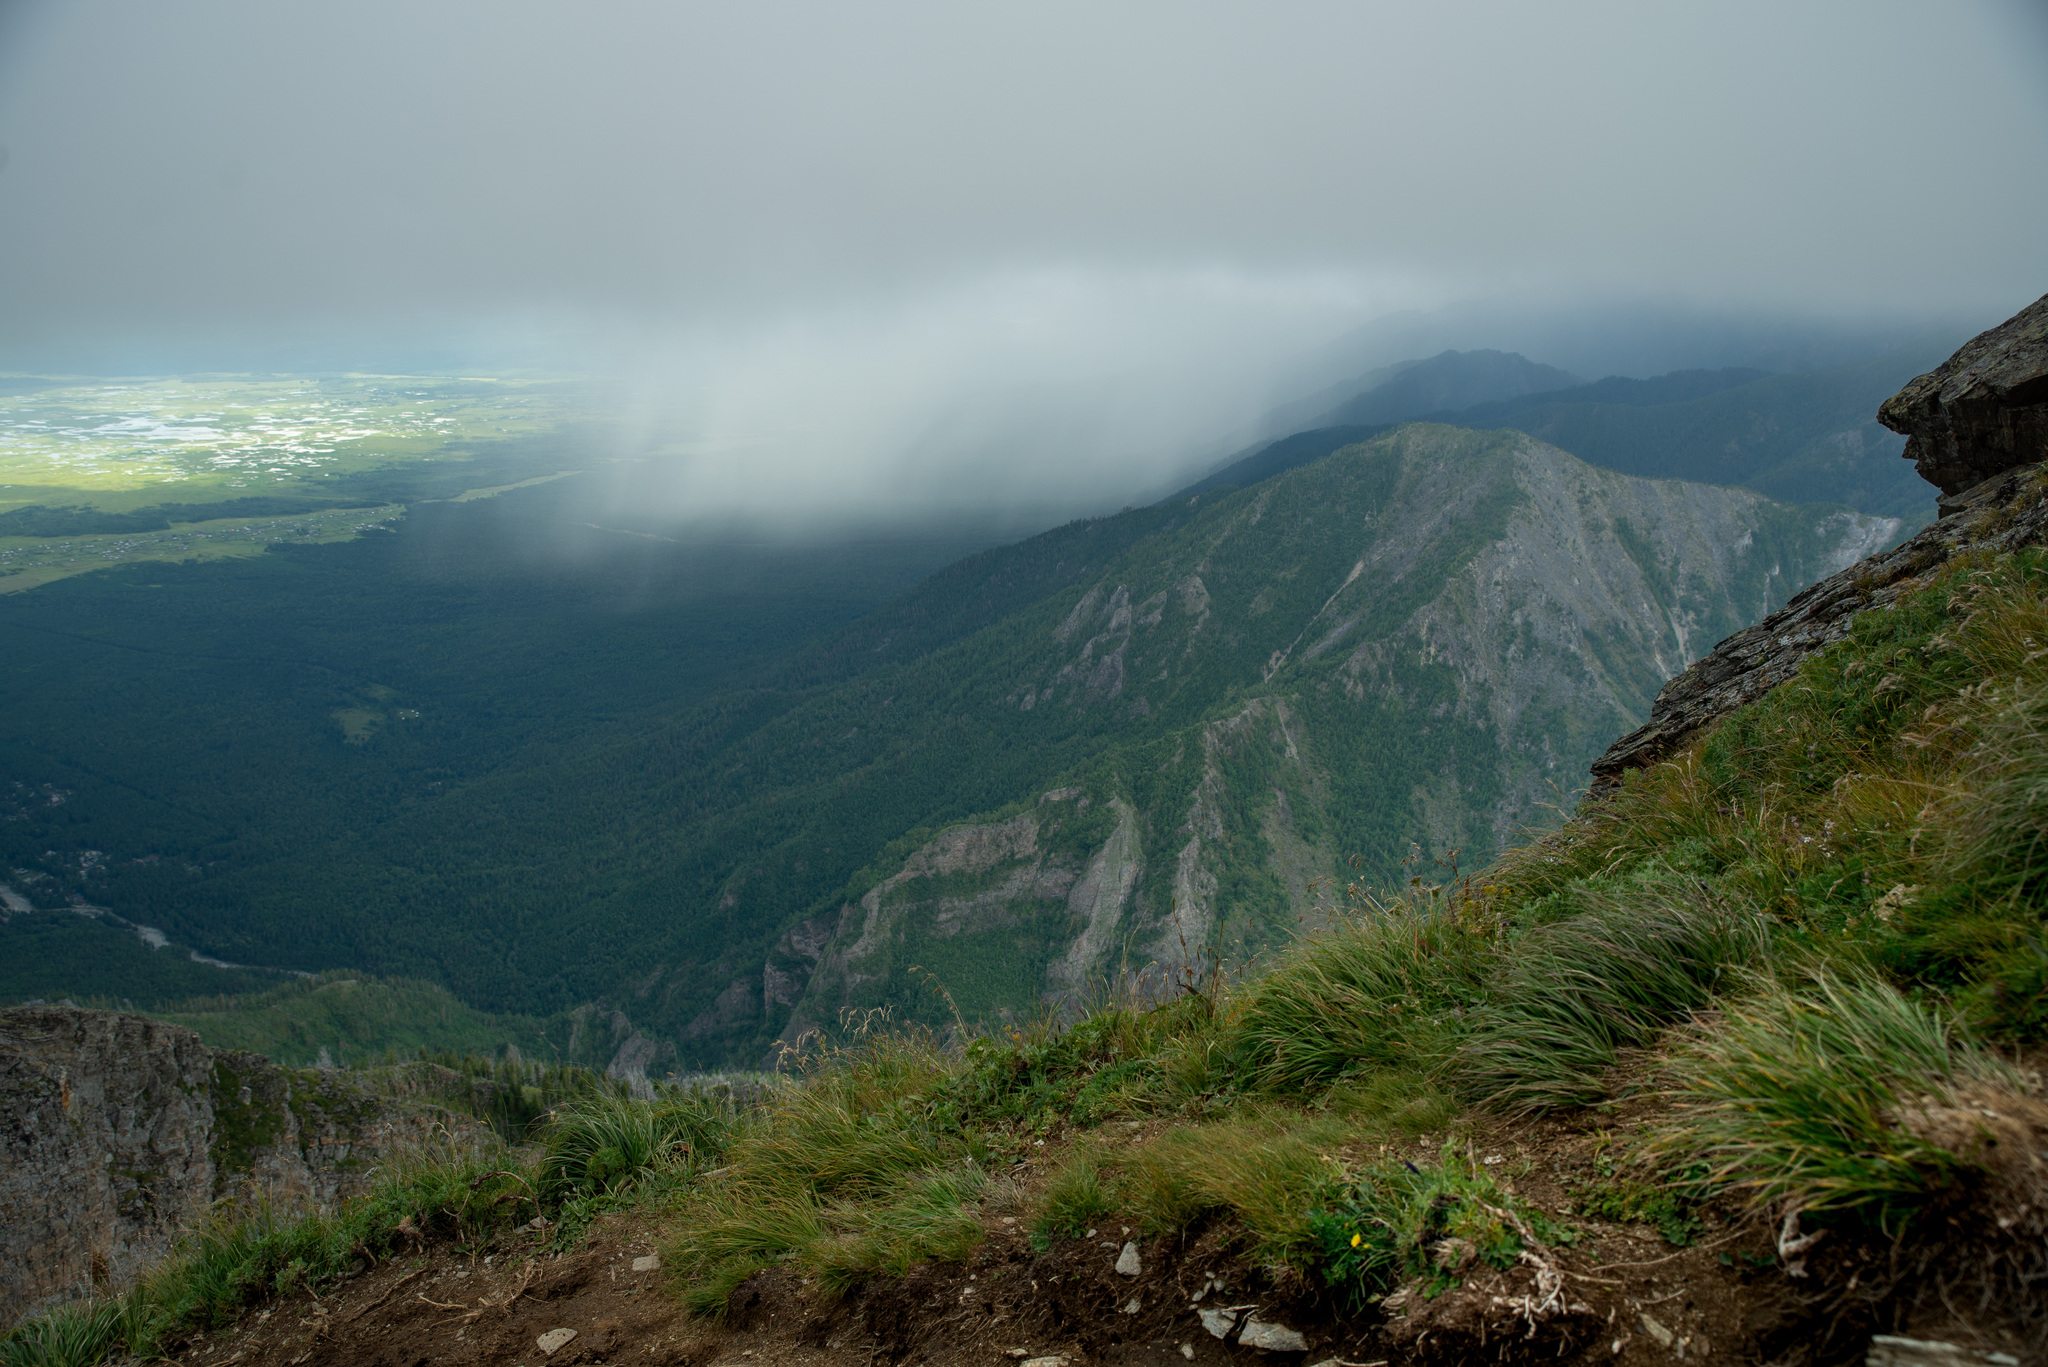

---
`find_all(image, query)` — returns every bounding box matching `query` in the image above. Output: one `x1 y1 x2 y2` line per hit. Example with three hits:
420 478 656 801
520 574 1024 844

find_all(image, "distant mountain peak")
1312 349 1583 428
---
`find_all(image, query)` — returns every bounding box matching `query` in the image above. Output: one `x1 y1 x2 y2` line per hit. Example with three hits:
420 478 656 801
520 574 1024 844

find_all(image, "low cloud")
585 266 1432 525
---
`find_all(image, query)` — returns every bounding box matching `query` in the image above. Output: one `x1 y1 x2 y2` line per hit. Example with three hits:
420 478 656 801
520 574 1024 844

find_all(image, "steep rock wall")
0 1005 457 1326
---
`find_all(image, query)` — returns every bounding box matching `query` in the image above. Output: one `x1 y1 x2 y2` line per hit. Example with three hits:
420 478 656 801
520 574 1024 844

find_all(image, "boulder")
1880 293 2048 497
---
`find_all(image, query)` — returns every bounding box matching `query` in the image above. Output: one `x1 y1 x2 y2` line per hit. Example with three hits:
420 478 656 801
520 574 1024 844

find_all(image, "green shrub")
1573 1177 1703 1247
1306 1148 1558 1308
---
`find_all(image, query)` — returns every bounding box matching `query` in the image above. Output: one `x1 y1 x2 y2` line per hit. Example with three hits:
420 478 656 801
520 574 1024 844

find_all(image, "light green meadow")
0 504 407 594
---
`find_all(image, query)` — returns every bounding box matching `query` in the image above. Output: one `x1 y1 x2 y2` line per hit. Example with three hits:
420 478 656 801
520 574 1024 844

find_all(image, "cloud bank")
2 0 2042 517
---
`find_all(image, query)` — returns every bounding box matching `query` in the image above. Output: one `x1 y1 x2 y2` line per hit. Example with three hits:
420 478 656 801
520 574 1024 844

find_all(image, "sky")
2 0 2045 517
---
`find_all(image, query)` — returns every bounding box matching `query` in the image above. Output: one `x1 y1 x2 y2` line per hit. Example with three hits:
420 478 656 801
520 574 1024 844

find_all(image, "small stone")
537 1327 577 1355
1021 1356 1071 1367
1867 1337 2022 1367
1123 1297 1142 1315
1237 1318 1308 1353
1199 1308 1245 1340
1180 1346 1195 1361
1638 1315 1673 1349
1115 1241 1142 1276
631 1254 660 1273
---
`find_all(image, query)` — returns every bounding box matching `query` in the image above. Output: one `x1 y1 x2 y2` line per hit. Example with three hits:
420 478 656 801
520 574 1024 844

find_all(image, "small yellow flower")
1350 1232 1361 1248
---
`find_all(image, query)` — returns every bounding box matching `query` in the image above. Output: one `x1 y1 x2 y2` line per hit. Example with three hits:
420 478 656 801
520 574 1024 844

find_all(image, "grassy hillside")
541 467 2048 1348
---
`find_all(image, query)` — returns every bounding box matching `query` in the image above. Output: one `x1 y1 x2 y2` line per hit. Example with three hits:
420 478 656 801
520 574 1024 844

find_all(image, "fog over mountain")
1 1 2044 521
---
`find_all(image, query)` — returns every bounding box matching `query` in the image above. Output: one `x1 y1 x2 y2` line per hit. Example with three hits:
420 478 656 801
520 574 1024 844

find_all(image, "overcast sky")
3 1 2044 516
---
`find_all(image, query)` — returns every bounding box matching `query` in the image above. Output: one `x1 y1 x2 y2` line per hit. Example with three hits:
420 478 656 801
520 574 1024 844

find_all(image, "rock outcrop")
1880 292 2048 497
0 1005 461 1327
1592 294 2048 792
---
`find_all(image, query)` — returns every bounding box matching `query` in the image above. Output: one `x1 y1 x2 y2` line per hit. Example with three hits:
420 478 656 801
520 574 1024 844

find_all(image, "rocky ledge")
1592 293 2048 792
1880 291 2048 497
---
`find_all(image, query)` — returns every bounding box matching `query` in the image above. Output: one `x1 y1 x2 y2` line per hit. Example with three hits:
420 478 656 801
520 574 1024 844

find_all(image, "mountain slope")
1421 337 1963 519
1315 350 1583 426
1256 349 1578 439
764 425 1896 1054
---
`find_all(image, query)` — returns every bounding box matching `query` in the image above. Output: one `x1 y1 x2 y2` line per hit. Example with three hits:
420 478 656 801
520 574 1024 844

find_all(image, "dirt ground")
143 1199 1801 1366
152 1106 2041 1367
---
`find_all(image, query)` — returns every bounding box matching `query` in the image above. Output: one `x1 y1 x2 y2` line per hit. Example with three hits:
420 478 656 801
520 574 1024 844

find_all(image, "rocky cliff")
1592 294 2048 791
0 1005 464 1327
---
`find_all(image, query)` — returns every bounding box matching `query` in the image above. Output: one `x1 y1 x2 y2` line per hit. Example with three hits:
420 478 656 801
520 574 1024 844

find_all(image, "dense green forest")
0 446 1015 1017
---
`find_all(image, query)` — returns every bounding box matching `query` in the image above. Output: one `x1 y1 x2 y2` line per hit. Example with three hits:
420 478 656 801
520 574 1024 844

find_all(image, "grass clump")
0 1298 129 1367
1228 902 1486 1092
1655 970 2031 1231
537 1088 737 1247
665 1029 993 1314
1454 879 1766 1113
1030 1146 1118 1249
1120 1111 1354 1262
538 1089 734 1202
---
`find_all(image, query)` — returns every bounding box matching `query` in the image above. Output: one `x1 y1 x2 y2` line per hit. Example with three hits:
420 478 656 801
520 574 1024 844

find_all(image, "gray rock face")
1880 293 2048 496
1592 292 2048 791
1591 461 2048 792
0 1005 452 1327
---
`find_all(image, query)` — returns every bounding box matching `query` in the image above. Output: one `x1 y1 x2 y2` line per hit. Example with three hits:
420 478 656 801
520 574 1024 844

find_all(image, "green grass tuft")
538 1090 733 1205
0 1297 127 1367
1030 1147 1118 1249
1655 970 2028 1231
1228 902 1485 1092
1454 879 1767 1113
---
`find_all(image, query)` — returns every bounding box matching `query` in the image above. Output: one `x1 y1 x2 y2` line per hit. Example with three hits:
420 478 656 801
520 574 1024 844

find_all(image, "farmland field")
0 373 592 589
0 373 586 510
